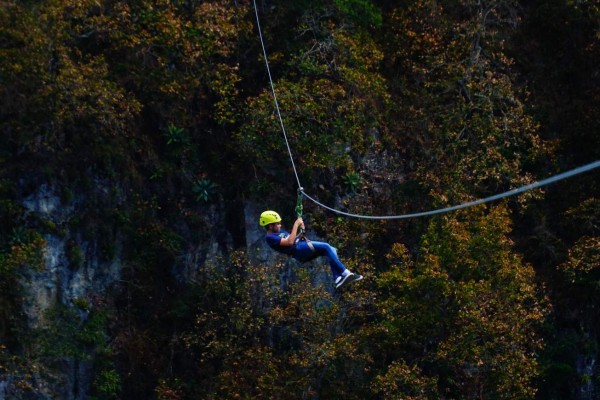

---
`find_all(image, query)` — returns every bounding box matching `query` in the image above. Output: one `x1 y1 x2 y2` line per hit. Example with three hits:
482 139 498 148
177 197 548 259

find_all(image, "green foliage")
371 359 439 400
0 230 46 273
191 178 218 203
237 4 388 192
334 0 382 27
92 368 121 400
342 171 362 193
78 311 109 348
164 124 189 146
27 306 119 398
73 297 91 312
376 206 548 398
34 305 108 361
382 0 550 204
128 249 375 399
559 236 600 286
239 77 373 172
66 240 85 269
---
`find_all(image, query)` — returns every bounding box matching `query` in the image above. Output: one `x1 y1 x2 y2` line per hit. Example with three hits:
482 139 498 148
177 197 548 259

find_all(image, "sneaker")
335 272 363 289
334 276 343 287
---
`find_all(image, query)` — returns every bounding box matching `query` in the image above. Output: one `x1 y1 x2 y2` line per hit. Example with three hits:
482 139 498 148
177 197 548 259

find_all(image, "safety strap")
302 235 315 253
294 187 315 254
295 187 304 220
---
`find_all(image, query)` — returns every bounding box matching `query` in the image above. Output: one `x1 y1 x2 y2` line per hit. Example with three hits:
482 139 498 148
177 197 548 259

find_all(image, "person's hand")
295 217 305 230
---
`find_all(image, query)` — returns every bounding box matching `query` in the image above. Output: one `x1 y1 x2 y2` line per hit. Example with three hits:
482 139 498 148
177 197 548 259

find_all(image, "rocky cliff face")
1 181 238 399
0 182 122 400
20 184 122 329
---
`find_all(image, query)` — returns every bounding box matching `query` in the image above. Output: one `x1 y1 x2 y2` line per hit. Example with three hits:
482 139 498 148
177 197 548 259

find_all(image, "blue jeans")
293 240 346 280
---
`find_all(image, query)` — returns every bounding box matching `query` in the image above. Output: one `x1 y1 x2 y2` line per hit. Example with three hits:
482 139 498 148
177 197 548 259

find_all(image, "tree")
376 206 548 398
381 0 549 204
236 0 389 199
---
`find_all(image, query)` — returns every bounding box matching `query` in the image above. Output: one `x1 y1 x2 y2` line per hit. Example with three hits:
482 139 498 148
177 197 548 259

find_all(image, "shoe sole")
336 273 363 289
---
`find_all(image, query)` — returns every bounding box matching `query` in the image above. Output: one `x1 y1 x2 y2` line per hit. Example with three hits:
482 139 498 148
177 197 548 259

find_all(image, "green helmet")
260 210 281 226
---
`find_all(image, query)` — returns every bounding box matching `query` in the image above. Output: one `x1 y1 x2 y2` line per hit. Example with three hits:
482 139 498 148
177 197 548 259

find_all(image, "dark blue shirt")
265 229 296 256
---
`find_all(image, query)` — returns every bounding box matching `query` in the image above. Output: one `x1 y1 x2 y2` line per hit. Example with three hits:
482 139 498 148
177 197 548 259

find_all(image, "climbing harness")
252 0 600 220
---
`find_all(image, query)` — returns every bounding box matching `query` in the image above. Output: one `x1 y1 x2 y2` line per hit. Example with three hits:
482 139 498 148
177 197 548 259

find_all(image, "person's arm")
279 218 304 247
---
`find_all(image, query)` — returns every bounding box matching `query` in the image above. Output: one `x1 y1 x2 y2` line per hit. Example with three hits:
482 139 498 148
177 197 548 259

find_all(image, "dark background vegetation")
1 0 599 398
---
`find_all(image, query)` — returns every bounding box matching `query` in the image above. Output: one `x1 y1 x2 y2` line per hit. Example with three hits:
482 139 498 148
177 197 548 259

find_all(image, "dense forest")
0 0 599 399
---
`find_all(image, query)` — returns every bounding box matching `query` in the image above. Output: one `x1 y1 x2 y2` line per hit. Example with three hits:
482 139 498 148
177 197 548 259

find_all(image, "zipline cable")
301 160 600 220
252 0 302 189
252 1 600 220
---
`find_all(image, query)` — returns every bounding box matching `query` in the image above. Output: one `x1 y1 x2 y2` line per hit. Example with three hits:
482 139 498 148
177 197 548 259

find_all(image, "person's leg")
293 240 362 288
308 241 347 280
293 240 317 262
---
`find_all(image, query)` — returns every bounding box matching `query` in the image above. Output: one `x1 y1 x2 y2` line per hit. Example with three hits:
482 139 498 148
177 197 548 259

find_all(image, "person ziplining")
260 210 363 289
